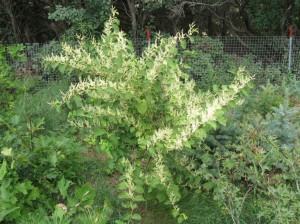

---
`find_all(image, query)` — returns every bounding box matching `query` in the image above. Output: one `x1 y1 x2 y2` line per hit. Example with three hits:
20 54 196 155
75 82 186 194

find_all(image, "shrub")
0 44 25 113
44 9 252 223
200 81 300 223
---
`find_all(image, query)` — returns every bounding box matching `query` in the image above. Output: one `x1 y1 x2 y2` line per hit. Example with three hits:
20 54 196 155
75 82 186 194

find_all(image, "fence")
7 36 300 89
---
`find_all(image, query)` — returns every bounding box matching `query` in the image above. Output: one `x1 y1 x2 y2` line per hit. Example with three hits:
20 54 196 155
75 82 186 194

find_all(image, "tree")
113 0 169 46
0 0 112 43
167 0 298 36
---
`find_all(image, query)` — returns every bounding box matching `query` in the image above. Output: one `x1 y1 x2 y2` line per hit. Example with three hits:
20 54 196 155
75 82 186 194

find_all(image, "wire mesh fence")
6 36 300 90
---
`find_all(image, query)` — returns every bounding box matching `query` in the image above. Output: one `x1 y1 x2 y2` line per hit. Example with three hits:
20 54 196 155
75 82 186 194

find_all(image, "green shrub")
0 44 25 113
182 37 287 90
198 81 300 223
14 79 70 132
44 10 252 223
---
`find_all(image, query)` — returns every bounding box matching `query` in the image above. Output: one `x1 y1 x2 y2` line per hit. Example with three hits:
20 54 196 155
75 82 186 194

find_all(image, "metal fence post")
288 25 293 71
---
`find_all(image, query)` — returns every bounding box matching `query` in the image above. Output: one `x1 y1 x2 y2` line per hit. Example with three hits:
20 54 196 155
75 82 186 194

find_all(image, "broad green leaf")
51 62 59 70
16 182 29 195
115 220 126 224
134 186 144 194
58 177 73 199
213 84 219 93
73 96 83 107
203 181 214 190
58 64 67 74
28 187 40 201
136 100 148 114
53 204 67 220
207 121 217 130
118 182 128 190
0 207 19 222
119 192 130 199
189 36 195 44
49 154 58 167
0 160 7 181
95 129 106 136
178 213 188 223
116 55 123 66
156 192 168 202
172 208 179 218
132 213 142 220
1 148 13 157
180 39 187 49
134 195 145 202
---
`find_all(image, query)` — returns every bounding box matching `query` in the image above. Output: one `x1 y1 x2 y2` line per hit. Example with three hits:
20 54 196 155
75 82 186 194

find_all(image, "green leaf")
116 55 123 66
156 192 168 202
172 208 179 218
224 159 235 169
58 64 67 74
136 100 148 114
119 192 130 199
212 84 219 93
135 186 144 194
58 177 73 199
73 96 82 107
189 36 195 44
16 182 30 195
132 213 142 220
1 148 13 157
49 154 58 167
27 187 40 201
51 62 59 70
207 121 217 130
203 181 214 190
180 39 187 49
134 195 145 202
118 182 128 190
0 160 7 181
178 213 188 223
0 207 19 222
95 129 106 136
75 183 94 201
217 116 227 126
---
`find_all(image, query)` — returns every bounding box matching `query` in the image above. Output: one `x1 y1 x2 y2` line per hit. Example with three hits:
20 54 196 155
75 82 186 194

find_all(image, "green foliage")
0 44 25 112
18 183 112 224
182 37 287 90
197 81 300 223
14 79 70 131
0 150 43 222
0 126 87 222
48 0 111 40
246 0 285 35
44 10 251 222
0 43 93 222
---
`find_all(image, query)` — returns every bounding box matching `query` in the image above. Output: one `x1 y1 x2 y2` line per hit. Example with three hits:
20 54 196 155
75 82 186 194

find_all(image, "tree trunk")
2 0 21 43
127 0 138 47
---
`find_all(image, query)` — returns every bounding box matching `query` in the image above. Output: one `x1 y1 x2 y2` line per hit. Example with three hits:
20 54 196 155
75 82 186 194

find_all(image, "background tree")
0 0 111 43
167 0 298 36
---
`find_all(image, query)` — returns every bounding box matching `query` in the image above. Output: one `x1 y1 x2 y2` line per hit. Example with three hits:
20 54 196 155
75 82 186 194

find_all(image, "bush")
44 10 252 223
199 81 300 223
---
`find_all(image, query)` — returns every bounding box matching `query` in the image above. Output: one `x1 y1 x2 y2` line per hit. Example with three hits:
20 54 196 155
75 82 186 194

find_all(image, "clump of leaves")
198 81 300 223
0 44 25 113
44 9 252 223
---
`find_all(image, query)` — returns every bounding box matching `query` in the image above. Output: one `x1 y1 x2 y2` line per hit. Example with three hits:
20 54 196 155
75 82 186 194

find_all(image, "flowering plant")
45 9 252 223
